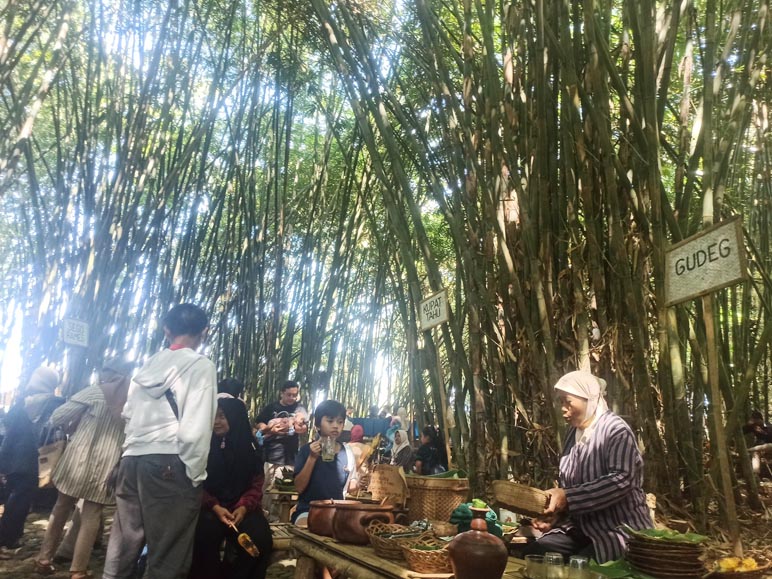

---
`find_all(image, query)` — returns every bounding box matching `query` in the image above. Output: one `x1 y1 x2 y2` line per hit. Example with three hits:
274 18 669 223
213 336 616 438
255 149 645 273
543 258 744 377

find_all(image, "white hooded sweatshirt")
121 348 217 485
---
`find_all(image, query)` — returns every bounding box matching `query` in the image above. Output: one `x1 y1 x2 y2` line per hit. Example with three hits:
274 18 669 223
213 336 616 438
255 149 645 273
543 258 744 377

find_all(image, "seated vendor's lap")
515 528 594 561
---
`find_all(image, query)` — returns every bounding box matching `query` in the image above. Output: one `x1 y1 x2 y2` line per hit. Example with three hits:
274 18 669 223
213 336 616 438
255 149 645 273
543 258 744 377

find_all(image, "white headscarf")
391 429 410 461
554 371 609 442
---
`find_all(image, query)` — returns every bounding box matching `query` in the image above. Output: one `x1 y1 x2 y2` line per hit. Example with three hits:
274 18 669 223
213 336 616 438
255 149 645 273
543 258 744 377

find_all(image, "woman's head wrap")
26 366 59 395
553 370 609 424
391 429 410 458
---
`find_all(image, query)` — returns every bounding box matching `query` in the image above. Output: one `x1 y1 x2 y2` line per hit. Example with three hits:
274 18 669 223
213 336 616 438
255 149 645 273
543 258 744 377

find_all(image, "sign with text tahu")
665 217 747 307
419 289 449 331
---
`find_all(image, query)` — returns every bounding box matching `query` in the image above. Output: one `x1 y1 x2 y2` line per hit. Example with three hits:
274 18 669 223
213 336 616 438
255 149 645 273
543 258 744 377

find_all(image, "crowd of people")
3 303 766 576
0 303 451 578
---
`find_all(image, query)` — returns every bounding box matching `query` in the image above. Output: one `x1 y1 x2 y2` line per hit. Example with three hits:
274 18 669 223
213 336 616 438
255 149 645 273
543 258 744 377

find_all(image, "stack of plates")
626 535 706 578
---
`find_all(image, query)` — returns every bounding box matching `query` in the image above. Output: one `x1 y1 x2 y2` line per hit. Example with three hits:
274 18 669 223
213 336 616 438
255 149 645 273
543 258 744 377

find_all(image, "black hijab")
203 398 262 505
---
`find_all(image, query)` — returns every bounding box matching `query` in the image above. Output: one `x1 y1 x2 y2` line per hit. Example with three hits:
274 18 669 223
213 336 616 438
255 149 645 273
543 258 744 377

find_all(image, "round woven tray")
708 560 771 579
401 536 452 574
366 522 426 560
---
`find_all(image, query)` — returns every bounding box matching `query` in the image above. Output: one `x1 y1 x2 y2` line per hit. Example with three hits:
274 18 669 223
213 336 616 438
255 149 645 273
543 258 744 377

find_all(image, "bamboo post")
702 293 742 556
294 555 317 579
433 327 454 470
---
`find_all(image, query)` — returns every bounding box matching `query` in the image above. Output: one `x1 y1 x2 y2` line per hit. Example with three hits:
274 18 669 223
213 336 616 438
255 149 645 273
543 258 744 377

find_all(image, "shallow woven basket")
406 476 469 522
401 536 452 574
709 560 771 579
365 521 426 560
492 480 549 517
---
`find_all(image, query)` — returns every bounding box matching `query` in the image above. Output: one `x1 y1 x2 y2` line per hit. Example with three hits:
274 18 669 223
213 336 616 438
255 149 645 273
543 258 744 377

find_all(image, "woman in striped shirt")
524 371 652 563
35 357 133 578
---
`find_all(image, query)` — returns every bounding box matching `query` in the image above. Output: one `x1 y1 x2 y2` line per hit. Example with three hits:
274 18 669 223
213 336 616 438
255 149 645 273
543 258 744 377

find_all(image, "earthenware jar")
307 499 361 537
332 502 395 544
447 507 508 579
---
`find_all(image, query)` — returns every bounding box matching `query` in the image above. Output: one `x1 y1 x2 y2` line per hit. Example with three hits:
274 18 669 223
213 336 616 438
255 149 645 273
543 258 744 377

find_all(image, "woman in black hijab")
189 398 273 579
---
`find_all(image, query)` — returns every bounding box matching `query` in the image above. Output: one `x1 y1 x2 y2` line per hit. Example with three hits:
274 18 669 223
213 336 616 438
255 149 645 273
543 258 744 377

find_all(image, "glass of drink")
320 436 336 461
568 555 590 579
525 554 545 579
544 552 566 579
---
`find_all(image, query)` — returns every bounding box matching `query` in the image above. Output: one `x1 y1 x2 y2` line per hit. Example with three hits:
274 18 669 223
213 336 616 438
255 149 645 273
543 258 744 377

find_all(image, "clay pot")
332 502 395 545
447 507 508 579
307 499 361 537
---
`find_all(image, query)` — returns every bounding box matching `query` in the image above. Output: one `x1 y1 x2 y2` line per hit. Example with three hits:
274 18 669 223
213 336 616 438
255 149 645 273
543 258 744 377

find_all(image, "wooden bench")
271 523 294 551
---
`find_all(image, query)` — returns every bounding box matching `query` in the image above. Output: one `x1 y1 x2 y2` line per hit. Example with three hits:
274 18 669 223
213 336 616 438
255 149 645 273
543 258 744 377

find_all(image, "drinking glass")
544 552 566 579
320 436 336 461
525 554 545 579
568 555 590 579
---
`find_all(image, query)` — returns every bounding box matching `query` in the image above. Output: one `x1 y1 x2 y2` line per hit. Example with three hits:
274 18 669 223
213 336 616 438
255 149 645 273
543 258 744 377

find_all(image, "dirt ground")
0 505 296 579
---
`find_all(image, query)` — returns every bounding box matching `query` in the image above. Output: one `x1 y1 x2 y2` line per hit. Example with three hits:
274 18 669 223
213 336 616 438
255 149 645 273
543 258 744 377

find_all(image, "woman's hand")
531 514 557 532
357 473 371 491
213 504 234 527
232 506 247 527
309 439 322 458
544 487 567 515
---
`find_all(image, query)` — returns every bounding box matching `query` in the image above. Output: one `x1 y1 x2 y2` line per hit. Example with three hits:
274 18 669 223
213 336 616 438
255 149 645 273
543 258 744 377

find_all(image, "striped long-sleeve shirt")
558 411 652 562
50 385 126 505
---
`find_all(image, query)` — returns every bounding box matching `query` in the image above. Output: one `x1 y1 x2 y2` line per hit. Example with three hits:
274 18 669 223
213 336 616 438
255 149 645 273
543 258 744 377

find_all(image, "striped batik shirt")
50 385 126 505
558 411 652 562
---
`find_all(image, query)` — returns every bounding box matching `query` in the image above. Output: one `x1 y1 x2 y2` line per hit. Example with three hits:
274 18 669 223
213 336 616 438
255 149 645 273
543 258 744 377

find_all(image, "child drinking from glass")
292 400 357 526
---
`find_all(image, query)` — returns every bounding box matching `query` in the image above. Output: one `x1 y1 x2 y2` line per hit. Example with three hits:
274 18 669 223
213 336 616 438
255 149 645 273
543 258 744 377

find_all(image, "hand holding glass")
320 436 336 461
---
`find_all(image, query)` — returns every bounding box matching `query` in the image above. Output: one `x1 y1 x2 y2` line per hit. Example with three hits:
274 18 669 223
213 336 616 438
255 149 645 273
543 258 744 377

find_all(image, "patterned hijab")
391 429 410 459
553 370 609 426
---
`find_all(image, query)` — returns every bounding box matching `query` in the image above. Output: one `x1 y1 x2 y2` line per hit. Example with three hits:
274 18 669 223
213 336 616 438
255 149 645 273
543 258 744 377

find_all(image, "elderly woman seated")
520 371 652 563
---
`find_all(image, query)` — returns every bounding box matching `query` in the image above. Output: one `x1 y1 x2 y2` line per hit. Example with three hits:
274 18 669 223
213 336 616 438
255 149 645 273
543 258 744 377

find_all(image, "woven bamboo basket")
405 475 469 522
401 536 452 574
365 521 426 560
708 559 771 579
491 480 549 517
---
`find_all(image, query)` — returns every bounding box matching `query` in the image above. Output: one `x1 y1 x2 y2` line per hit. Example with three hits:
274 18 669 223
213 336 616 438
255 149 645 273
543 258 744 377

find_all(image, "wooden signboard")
62 319 89 347
665 217 747 306
419 289 449 331
368 464 408 507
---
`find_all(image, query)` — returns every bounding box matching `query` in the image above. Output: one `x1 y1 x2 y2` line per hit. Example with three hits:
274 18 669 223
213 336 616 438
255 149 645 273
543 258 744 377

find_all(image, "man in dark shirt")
255 380 308 520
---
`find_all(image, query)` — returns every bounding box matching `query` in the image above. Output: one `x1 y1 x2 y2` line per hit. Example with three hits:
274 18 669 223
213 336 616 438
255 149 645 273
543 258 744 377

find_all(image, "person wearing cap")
521 371 652 563
34 356 134 578
0 366 62 557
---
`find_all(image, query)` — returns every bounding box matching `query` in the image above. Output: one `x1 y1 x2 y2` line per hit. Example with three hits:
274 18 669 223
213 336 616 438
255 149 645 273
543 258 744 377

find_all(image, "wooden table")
265 489 299 523
290 526 526 579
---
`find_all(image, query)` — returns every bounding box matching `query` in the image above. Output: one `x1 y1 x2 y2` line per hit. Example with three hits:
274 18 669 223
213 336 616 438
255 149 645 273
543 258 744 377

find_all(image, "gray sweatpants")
102 454 202 579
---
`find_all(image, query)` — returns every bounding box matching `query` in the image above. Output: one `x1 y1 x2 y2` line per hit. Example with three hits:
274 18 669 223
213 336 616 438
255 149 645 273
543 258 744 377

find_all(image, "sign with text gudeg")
665 217 748 307
419 289 449 331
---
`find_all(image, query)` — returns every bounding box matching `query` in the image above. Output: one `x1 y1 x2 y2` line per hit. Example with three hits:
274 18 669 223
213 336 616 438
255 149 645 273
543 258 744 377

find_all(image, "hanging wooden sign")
62 319 89 347
419 289 449 331
664 217 747 307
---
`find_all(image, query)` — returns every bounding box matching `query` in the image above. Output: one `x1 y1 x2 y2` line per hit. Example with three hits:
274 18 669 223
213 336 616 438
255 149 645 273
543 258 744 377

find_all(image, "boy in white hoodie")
102 304 217 579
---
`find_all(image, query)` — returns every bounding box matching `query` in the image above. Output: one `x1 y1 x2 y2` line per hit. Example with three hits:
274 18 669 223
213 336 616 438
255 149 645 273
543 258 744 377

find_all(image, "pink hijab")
350 424 364 443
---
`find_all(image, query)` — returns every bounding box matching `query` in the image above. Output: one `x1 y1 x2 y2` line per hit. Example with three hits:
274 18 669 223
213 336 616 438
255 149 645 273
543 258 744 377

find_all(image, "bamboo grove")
1 0 771 529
